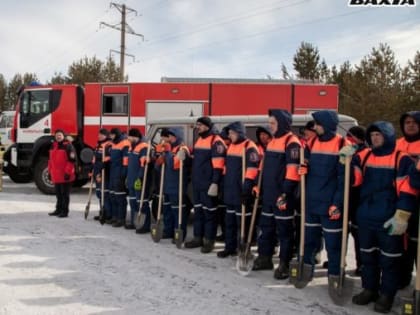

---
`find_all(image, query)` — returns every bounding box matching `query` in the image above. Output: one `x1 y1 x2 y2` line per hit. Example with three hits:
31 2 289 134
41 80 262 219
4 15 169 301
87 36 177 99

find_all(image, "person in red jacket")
48 129 76 218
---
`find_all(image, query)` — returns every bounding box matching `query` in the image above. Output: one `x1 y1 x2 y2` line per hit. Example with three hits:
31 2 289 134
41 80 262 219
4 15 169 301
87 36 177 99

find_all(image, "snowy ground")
0 176 414 315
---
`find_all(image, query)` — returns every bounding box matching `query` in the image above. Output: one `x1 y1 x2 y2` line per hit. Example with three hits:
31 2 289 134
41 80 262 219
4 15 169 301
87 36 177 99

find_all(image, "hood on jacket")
366 121 396 156
256 125 272 146
399 111 420 142
312 110 338 140
167 127 184 147
268 109 292 137
225 121 246 143
110 128 124 143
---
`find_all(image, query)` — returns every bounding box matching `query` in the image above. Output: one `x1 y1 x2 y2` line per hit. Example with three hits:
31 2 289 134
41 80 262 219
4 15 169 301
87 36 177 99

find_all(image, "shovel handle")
138 141 152 218
157 162 165 221
299 147 306 258
340 155 351 270
178 158 183 227
240 148 246 240
246 156 264 246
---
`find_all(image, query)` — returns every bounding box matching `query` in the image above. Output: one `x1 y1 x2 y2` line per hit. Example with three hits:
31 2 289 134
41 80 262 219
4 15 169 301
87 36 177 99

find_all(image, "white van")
0 111 14 147
146 114 358 147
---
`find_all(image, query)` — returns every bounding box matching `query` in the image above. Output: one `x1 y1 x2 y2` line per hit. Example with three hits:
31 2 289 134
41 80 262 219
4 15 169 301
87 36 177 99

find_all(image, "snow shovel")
174 158 184 249
290 147 312 289
236 156 264 276
328 154 354 305
84 174 95 219
151 162 165 243
99 161 106 225
401 214 420 315
135 141 152 228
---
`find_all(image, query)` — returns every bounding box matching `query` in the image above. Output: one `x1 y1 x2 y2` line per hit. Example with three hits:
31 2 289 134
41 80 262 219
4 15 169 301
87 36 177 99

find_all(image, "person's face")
370 131 384 148
259 132 271 145
110 133 116 140
403 116 419 137
195 122 209 134
98 133 106 141
268 116 278 135
228 129 239 143
168 134 177 144
55 132 64 142
314 122 325 136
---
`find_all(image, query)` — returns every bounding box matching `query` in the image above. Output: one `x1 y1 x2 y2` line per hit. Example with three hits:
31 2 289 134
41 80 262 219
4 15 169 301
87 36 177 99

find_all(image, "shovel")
237 156 264 276
99 158 106 225
84 174 95 220
290 147 313 288
401 214 420 315
328 154 354 305
151 161 165 243
135 141 152 228
174 158 184 249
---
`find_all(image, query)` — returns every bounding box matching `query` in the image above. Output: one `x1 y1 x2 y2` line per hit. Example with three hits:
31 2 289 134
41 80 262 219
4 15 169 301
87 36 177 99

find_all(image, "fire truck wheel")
3 149 32 183
34 157 55 194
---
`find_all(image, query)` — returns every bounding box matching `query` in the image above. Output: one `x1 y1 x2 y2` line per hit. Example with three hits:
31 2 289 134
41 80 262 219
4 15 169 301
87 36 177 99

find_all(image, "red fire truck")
3 78 340 194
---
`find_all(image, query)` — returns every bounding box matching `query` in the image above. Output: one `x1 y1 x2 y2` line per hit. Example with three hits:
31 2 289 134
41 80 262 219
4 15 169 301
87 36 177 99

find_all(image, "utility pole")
100 3 144 82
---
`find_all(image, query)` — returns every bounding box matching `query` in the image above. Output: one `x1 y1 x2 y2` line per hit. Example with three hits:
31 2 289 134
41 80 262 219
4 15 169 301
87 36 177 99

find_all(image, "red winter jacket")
48 140 76 184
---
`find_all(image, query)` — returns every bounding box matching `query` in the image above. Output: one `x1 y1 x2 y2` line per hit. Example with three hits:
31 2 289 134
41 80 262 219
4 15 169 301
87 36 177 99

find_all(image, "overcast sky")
0 0 419 83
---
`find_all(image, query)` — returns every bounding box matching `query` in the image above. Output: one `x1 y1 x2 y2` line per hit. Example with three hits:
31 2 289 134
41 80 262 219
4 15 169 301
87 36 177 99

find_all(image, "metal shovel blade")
84 202 90 220
150 221 163 243
289 260 312 289
135 212 146 229
174 228 183 249
328 274 353 306
401 291 420 315
236 252 254 277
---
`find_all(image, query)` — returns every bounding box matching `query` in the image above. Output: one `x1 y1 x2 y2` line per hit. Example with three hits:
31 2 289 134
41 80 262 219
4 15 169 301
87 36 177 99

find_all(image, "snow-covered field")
0 177 412 315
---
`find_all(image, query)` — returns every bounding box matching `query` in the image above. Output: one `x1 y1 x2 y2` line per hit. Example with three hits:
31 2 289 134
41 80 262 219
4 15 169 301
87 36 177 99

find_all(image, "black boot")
274 261 289 280
136 226 151 234
201 239 215 254
94 215 100 221
48 210 60 216
252 255 273 271
352 289 379 305
124 223 135 230
217 249 237 258
57 212 68 218
185 237 203 249
112 220 124 227
374 294 394 313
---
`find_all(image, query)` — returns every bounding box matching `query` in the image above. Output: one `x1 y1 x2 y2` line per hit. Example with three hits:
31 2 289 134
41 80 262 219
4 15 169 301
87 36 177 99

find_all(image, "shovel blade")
236 252 254 277
174 228 183 249
328 274 353 306
401 291 420 315
289 260 312 289
84 203 90 220
150 221 163 243
135 212 146 229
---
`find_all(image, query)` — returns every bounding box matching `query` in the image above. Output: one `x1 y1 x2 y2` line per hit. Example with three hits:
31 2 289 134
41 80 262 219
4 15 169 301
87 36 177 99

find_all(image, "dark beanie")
348 126 366 142
304 120 316 131
160 128 170 137
54 129 66 136
128 128 142 138
99 128 109 137
196 116 213 128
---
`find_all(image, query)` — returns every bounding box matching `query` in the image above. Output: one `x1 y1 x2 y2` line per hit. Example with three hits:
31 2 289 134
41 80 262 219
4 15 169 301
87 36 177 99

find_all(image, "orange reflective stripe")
212 157 224 169
245 167 258 180
354 166 363 187
194 136 213 150
364 151 398 169
286 164 300 181
396 138 420 157
396 176 418 197
311 135 349 155
122 157 128 166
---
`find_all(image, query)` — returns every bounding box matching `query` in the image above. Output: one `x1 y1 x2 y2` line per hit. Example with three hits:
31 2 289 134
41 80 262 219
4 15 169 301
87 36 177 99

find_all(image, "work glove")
383 209 411 235
134 178 142 191
276 194 287 211
339 145 356 164
207 183 218 197
298 163 308 175
328 205 341 220
176 149 186 161
64 173 70 181
252 186 260 198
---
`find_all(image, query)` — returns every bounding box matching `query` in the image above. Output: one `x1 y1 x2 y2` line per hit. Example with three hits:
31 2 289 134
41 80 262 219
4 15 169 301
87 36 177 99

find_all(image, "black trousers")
55 183 71 214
